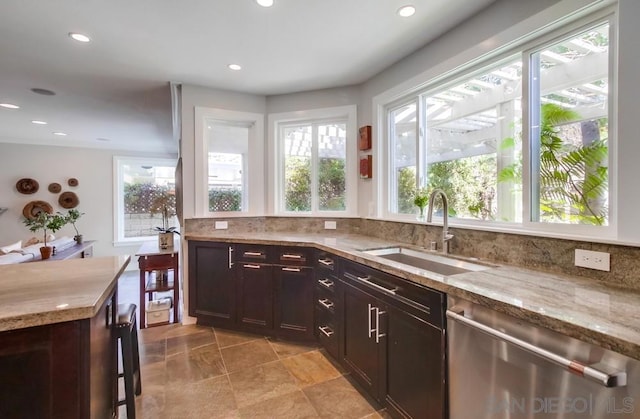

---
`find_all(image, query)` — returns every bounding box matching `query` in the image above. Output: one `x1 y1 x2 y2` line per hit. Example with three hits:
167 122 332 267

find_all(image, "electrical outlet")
214 221 228 230
574 249 610 272
324 220 337 230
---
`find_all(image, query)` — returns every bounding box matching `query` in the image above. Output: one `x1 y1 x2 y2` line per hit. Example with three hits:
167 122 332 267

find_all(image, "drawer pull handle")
318 298 334 309
228 246 234 269
243 264 261 269
282 267 301 272
318 258 334 267
344 272 398 295
282 254 302 259
318 326 334 337
318 278 334 289
243 251 264 257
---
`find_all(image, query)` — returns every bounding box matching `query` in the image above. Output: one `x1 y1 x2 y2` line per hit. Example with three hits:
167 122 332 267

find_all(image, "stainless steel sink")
362 247 491 276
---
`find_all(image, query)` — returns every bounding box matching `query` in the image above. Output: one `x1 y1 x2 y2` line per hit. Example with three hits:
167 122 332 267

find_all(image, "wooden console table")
51 241 94 260
136 241 179 328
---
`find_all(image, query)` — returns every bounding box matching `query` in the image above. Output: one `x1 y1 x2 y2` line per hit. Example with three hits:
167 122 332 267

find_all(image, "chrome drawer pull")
243 251 264 257
318 258 334 266
282 254 302 259
318 278 334 289
243 264 261 269
282 267 301 272
344 272 398 295
318 326 334 337
228 246 234 269
318 298 334 309
375 308 386 344
368 303 375 338
446 308 627 388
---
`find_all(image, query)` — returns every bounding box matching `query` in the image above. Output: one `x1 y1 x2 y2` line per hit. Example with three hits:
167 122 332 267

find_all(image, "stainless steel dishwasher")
447 296 639 419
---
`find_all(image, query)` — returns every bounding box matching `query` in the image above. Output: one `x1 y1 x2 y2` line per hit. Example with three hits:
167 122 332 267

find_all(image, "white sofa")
0 237 76 264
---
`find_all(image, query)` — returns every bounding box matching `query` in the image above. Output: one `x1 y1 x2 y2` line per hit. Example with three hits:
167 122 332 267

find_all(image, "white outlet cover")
214 221 228 230
574 249 610 272
324 220 337 230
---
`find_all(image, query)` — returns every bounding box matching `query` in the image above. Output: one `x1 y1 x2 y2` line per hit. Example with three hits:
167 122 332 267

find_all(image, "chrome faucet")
426 189 454 254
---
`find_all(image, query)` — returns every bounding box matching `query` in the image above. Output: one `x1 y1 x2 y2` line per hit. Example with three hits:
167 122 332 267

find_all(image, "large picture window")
384 15 613 234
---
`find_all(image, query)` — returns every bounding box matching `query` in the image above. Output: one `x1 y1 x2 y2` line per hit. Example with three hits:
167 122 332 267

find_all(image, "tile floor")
116 271 389 419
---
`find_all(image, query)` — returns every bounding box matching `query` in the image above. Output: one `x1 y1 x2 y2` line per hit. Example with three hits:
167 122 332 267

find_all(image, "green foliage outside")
499 103 608 225
285 157 345 212
124 183 176 216
209 188 241 212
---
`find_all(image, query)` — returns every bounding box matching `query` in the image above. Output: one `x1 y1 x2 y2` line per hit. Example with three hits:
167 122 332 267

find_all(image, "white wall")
0 142 174 262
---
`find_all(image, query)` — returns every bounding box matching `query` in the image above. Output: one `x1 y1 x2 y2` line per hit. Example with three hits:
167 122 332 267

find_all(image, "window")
383 14 613 235
194 107 265 217
271 105 357 216
114 156 177 243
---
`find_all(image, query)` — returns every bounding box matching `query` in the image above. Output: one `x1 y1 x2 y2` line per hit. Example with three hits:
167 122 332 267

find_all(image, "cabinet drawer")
138 253 176 270
315 292 336 315
276 247 312 266
315 307 339 358
316 252 337 271
315 274 337 294
235 244 270 263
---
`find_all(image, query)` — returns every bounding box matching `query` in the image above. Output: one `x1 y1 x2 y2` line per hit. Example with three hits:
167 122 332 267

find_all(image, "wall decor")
22 200 53 219
48 182 61 193
59 191 79 209
16 178 39 194
68 178 79 187
359 125 372 151
360 155 372 179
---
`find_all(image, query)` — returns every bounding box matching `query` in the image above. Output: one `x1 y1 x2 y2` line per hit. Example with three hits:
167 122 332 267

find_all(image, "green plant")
499 103 608 225
61 209 84 236
23 212 67 247
413 187 429 209
150 193 180 235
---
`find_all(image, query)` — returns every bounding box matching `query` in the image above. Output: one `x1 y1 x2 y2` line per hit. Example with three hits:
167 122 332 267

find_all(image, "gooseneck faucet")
426 189 454 254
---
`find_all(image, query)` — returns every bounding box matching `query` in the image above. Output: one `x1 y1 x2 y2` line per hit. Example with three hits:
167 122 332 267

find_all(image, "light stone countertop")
0 255 130 332
186 231 640 360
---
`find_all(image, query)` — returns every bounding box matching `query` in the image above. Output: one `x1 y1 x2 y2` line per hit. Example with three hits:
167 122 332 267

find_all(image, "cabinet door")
383 304 445 419
342 280 383 400
274 266 314 340
188 241 236 328
237 263 273 332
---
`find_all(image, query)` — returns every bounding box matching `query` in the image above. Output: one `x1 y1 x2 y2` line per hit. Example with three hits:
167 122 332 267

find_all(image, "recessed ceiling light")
31 120 48 125
96 137 110 142
31 88 56 96
397 5 416 17
256 0 274 7
228 64 242 71
0 103 20 109
53 132 67 136
69 32 91 43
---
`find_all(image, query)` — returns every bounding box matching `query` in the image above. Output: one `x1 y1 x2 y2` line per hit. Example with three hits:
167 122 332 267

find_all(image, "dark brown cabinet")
237 262 273 333
274 265 314 340
315 252 342 358
188 241 235 328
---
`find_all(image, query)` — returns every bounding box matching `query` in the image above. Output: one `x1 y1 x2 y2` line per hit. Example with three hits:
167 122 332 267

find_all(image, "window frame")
113 155 177 246
377 9 616 240
269 105 358 217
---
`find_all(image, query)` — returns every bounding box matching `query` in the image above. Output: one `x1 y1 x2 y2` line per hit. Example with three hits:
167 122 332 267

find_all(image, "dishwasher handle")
446 308 627 388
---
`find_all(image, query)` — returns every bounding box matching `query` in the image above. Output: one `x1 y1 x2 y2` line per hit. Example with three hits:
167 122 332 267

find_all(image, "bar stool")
116 304 142 419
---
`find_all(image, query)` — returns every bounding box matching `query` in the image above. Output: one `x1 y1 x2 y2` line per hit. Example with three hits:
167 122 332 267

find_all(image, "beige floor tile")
139 339 166 365
214 328 263 348
166 343 226 383
166 329 217 356
238 390 319 419
139 323 181 343
269 339 318 359
163 375 239 419
228 360 299 408
281 350 342 387
220 339 278 372
303 376 378 419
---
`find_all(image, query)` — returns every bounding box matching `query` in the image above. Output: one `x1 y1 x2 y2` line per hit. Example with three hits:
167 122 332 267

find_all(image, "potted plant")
61 209 85 244
413 187 429 221
150 193 179 249
23 212 67 259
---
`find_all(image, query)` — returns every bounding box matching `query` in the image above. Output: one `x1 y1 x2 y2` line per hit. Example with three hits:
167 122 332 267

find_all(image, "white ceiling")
0 0 497 154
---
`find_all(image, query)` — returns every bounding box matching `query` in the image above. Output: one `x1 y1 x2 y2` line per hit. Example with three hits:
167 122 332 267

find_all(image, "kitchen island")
0 256 130 419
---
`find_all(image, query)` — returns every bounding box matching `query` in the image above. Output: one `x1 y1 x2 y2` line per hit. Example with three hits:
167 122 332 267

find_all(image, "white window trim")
194 107 265 218
374 7 617 242
268 105 358 216
113 155 177 246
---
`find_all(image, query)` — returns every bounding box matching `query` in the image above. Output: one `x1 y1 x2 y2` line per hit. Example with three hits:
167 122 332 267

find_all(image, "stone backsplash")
185 217 640 291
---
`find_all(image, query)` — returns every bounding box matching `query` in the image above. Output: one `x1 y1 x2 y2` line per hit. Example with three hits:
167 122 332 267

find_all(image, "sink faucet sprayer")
426 189 454 254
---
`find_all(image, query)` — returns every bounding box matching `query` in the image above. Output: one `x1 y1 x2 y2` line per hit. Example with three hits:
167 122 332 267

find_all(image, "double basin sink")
361 246 491 276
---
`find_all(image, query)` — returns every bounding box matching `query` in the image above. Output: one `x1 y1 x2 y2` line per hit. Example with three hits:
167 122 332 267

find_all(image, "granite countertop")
0 255 130 332
186 231 640 360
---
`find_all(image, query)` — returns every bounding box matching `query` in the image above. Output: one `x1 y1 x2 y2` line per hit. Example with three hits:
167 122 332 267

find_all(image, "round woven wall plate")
16 178 39 194
59 191 79 209
22 200 53 219
48 182 62 193
68 178 79 187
